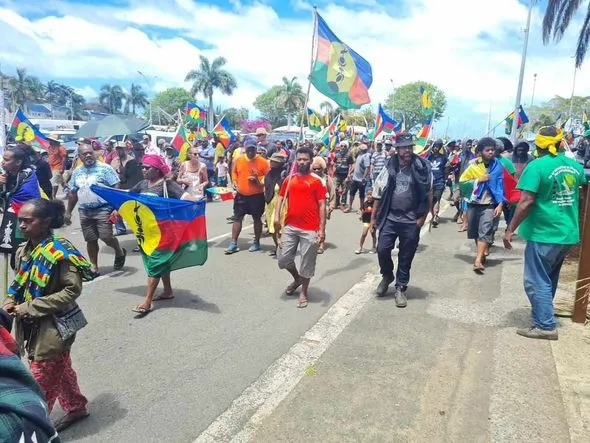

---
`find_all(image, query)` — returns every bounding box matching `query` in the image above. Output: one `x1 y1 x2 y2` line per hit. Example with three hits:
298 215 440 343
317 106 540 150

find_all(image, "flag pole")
298 6 318 143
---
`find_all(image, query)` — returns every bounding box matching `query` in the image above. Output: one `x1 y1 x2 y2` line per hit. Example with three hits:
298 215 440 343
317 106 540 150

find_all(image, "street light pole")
568 63 578 125
510 0 533 144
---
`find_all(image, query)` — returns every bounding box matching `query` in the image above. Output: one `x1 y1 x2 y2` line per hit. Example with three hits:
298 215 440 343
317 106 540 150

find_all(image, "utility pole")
389 79 395 117
510 0 533 144
137 70 153 125
568 62 578 126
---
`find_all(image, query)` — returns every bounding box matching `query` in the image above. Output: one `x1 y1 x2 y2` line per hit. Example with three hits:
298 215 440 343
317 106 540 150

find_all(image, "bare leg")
231 217 243 242
371 231 377 251
138 276 160 310
102 236 124 257
299 277 311 304
86 240 99 272
161 272 173 297
253 216 262 243
359 226 369 249
475 240 487 267
271 233 278 248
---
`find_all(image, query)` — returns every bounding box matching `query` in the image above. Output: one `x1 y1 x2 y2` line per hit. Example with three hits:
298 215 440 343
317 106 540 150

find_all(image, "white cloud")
0 0 589 136
74 86 98 99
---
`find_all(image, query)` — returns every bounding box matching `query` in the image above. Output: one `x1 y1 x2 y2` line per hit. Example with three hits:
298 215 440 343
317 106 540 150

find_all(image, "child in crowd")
355 188 377 254
216 155 229 187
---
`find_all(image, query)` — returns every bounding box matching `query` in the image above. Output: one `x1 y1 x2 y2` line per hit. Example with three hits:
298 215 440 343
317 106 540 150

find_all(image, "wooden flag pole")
298 6 318 143
1 253 8 305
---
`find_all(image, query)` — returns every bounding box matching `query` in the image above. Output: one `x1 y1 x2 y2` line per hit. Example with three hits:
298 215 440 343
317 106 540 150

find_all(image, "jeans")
377 220 420 288
523 241 571 330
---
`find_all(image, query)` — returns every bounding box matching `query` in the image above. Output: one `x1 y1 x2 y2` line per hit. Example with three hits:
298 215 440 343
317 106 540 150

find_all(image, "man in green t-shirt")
504 126 587 340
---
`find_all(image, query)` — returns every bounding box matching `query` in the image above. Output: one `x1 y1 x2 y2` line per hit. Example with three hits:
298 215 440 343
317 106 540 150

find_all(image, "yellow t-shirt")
214 142 225 164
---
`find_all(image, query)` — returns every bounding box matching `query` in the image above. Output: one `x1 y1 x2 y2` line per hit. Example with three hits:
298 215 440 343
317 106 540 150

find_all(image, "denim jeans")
523 241 571 330
377 220 420 289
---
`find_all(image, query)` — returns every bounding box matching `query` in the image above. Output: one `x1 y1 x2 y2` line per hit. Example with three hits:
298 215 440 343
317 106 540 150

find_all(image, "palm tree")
542 1 590 67
10 68 31 109
125 83 149 116
99 84 125 114
185 55 237 129
276 76 305 128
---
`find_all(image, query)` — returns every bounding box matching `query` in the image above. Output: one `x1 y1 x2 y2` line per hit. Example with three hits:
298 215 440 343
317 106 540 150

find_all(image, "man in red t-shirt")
274 146 326 308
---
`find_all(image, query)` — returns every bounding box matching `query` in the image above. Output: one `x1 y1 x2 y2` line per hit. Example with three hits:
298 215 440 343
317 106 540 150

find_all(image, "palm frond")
543 0 566 43
211 56 227 71
555 0 583 41
575 3 590 67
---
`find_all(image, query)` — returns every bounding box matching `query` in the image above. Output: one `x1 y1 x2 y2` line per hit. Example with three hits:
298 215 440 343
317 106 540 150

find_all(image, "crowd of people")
0 120 587 440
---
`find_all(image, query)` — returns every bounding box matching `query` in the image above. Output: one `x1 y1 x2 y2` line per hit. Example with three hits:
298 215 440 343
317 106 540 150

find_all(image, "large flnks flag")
185 103 207 125
10 110 51 151
90 185 207 277
212 116 235 149
310 12 372 109
419 87 432 117
504 105 529 135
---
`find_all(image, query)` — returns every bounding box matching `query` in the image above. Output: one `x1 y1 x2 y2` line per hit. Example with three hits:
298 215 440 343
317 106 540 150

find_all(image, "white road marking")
194 204 451 442
83 224 255 286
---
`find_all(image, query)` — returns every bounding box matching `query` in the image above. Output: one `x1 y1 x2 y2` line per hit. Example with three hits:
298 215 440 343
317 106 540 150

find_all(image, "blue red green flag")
504 105 529 134
185 103 207 125
90 185 207 277
310 12 372 109
212 116 235 149
375 104 397 138
10 110 50 151
171 124 191 161
307 108 322 132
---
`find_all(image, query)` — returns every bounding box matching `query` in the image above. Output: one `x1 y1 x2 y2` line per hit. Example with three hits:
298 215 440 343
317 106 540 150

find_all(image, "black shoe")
376 275 394 297
394 287 407 308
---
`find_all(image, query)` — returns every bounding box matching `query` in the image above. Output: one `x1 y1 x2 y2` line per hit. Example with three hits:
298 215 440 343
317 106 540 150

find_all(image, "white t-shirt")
216 162 228 177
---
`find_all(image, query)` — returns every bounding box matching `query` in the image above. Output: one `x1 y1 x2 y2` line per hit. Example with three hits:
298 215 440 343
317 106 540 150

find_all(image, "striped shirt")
371 151 387 179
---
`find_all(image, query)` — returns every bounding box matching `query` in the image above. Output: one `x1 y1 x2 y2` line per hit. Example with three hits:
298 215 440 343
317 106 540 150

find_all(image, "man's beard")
297 163 310 174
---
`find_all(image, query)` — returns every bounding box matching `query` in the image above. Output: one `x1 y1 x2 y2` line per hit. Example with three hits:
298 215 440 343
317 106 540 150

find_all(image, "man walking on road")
226 136 270 254
427 139 449 227
371 133 432 307
347 143 371 212
275 146 326 308
65 144 127 276
504 126 587 340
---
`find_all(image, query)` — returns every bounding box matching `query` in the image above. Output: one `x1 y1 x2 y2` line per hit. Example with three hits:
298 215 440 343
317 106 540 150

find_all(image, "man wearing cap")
371 141 387 184
47 135 68 198
255 127 272 157
371 133 432 307
504 126 587 340
226 136 270 254
347 143 371 212
333 141 352 209
66 144 127 276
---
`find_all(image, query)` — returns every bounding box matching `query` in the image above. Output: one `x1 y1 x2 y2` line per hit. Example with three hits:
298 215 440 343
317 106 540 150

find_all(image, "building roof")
26 103 51 114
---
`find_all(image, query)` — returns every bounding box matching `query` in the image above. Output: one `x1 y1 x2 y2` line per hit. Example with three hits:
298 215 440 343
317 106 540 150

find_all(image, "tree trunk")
287 114 293 128
209 95 214 130
132 103 136 116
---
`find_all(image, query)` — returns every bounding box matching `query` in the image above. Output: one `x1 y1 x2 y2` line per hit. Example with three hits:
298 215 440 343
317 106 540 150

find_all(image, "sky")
1 0 589 138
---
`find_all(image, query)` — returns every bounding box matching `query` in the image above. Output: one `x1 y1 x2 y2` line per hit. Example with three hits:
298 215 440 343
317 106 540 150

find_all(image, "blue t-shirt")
429 154 448 189
69 162 120 210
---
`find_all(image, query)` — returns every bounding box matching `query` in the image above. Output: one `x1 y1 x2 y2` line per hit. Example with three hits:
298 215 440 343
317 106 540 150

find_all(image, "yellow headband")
535 128 563 156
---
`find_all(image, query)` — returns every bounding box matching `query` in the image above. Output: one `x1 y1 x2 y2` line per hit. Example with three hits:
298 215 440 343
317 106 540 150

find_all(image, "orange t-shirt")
232 155 270 196
48 145 67 171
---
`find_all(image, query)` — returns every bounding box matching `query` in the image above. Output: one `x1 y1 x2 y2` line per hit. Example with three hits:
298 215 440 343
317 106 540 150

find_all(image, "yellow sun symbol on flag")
119 200 161 256
16 122 35 143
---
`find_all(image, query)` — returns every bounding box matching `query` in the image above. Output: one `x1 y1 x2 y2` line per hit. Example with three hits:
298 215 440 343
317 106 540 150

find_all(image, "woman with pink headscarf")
128 155 195 315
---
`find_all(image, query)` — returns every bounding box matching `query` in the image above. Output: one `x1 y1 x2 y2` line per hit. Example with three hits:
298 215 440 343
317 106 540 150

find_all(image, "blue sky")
1 0 588 137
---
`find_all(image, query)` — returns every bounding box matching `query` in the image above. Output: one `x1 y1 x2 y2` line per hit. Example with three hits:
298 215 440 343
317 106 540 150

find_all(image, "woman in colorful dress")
3 198 94 432
177 146 208 200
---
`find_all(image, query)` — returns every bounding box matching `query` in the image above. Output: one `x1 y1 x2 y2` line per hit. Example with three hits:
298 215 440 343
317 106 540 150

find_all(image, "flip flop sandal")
152 294 175 301
114 248 127 270
473 265 485 274
89 270 101 279
132 305 153 316
297 300 308 308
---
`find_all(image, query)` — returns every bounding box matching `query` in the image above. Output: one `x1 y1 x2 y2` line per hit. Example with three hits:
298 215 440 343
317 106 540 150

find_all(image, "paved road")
53 198 382 442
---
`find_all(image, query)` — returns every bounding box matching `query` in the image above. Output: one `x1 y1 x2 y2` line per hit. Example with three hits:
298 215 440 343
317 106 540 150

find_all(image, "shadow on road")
317 257 372 280
115 286 221 314
453 253 521 267
279 286 332 307
59 392 128 441
499 307 531 328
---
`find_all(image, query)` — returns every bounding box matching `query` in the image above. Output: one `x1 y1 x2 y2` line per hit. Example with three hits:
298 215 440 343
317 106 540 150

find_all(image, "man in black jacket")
370 133 432 307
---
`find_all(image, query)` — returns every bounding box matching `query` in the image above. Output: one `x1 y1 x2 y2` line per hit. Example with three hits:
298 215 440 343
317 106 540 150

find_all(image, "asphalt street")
51 197 383 442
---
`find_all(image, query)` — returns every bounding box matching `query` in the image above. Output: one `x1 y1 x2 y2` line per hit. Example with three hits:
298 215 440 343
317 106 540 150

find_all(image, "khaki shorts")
278 225 319 279
50 170 63 186
79 208 113 242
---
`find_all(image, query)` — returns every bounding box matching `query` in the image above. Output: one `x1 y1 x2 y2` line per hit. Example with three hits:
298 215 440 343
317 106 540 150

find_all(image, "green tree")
384 81 446 132
276 76 305 127
185 55 237 129
150 87 193 123
99 84 125 114
125 83 149 116
224 107 249 129
9 68 45 109
253 85 287 128
542 1 590 67
319 101 334 125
